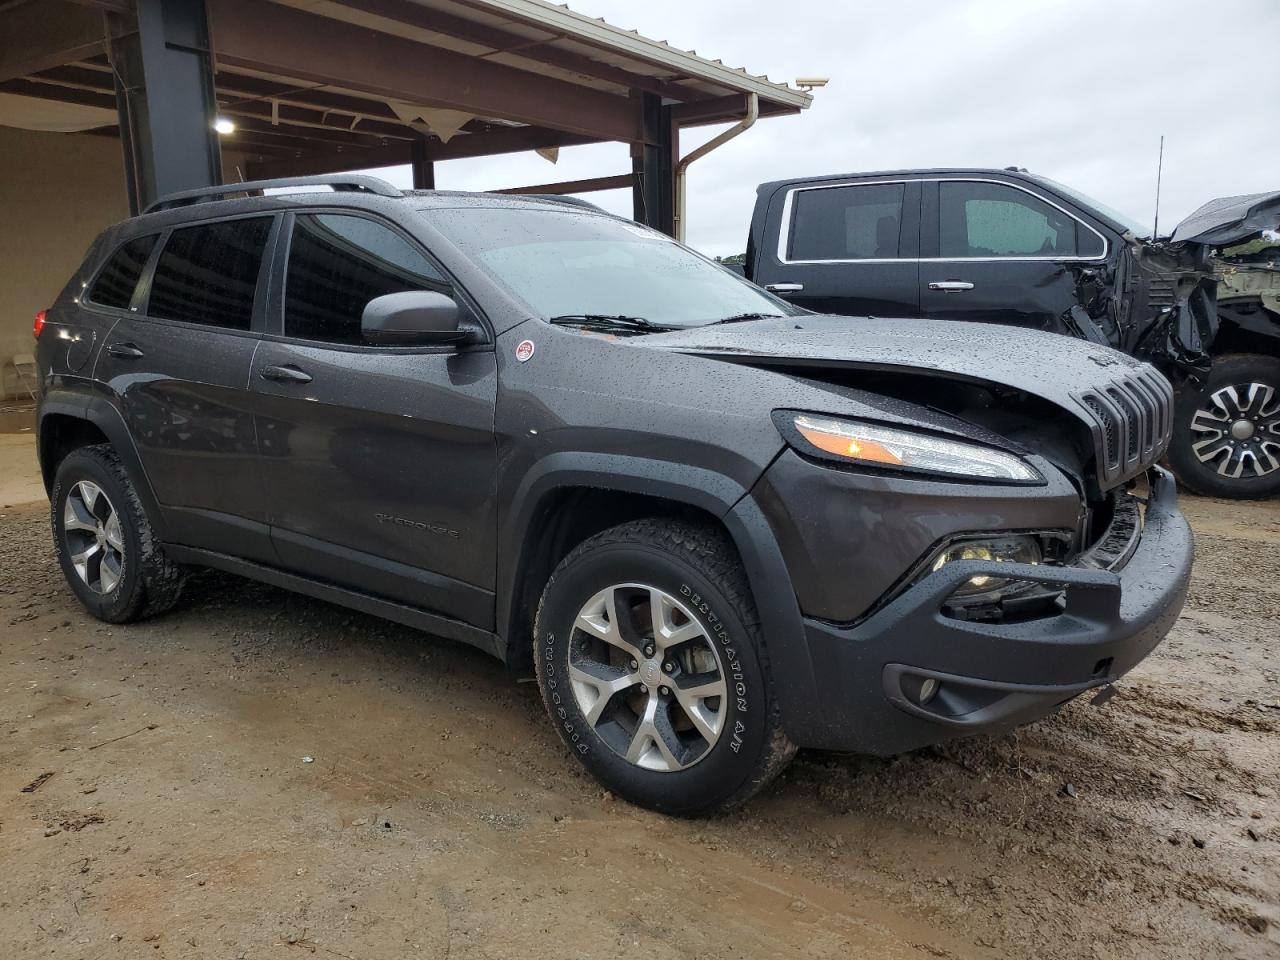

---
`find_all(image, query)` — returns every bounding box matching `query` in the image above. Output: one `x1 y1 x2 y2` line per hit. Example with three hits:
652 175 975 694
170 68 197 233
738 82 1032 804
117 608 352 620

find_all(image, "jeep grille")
1075 367 1173 489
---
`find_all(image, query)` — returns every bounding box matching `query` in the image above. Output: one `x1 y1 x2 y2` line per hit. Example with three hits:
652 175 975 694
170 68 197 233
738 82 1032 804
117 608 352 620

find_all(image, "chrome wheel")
568 583 726 773
1189 381 1280 479
63 480 125 594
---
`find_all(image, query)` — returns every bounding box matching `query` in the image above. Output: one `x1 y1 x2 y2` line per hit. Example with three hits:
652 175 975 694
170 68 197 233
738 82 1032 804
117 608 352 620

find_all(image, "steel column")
411 139 435 190
631 92 676 236
108 0 221 214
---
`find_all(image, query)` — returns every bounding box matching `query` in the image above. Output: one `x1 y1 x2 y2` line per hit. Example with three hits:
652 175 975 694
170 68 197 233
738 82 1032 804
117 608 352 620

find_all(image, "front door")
251 212 498 628
918 179 1104 333
94 215 277 562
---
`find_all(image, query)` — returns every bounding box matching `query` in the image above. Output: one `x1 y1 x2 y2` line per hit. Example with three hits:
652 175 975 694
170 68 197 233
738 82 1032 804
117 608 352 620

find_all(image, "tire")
1168 353 1280 499
533 519 795 815
50 444 186 623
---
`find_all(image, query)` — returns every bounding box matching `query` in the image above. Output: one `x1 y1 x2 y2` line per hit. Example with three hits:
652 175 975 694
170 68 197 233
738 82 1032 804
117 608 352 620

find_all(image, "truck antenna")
1152 135 1165 240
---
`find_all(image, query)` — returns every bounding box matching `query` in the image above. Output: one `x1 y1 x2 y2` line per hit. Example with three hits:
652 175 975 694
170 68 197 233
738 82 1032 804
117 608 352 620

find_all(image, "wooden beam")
492 174 634 196
0 0 106 82
207 0 641 143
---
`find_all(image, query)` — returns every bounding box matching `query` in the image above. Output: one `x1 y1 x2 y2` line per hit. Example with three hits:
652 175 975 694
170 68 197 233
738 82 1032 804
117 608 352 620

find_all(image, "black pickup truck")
741 169 1280 499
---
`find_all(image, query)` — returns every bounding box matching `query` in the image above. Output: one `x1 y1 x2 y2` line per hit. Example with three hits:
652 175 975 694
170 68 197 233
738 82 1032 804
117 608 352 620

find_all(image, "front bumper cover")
790 467 1193 754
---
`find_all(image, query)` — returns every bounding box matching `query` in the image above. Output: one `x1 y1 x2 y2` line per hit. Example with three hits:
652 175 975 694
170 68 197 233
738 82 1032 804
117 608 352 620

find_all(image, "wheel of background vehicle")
1168 353 1280 499
533 519 795 815
51 444 186 623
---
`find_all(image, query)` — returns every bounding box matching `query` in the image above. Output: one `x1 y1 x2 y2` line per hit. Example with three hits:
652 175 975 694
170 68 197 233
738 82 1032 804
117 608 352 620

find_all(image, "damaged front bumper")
791 467 1193 755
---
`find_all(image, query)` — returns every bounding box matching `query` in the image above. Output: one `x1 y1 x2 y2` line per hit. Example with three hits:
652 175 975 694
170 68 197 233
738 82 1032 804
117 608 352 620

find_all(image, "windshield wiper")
709 312 786 325
548 314 675 333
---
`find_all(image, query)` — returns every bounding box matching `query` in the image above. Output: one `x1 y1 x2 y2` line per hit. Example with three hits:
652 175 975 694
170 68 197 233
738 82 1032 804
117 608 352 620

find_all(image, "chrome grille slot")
1075 366 1174 489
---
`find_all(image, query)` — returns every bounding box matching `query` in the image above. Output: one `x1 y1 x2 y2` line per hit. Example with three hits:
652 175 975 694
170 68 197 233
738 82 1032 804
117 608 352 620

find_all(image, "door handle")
106 342 144 359
928 281 975 292
260 364 313 384
765 282 804 294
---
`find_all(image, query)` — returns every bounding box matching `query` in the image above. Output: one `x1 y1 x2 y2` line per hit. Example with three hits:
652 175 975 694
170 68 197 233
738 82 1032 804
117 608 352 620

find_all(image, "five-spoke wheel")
62 480 126 594
568 583 726 772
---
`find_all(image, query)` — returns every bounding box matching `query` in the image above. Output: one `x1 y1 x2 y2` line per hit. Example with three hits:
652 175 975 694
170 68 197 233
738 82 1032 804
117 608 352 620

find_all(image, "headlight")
783 413 1042 483
928 535 1043 598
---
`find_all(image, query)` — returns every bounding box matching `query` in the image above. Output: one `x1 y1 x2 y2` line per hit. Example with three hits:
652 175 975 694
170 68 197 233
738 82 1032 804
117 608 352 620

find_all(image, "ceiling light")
214 117 236 135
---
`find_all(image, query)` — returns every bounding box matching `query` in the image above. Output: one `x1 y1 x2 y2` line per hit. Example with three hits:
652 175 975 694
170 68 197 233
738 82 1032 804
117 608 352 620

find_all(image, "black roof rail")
144 174 403 214
517 194 607 213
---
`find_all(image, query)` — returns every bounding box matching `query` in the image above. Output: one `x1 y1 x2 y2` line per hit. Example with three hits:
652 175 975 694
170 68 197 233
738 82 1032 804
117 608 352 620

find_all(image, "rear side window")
283 213 449 345
88 235 157 309
147 217 272 329
788 183 905 261
939 181 1086 258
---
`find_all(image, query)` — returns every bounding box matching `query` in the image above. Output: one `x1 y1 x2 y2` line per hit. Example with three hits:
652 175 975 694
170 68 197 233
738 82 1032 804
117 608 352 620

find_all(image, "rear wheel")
534 519 794 815
51 445 186 622
1169 353 1280 499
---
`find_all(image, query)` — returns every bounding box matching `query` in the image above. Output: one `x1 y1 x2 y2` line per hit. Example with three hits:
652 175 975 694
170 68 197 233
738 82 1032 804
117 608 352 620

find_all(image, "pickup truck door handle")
764 282 804 294
928 281 975 292
260 364 313 384
106 342 145 359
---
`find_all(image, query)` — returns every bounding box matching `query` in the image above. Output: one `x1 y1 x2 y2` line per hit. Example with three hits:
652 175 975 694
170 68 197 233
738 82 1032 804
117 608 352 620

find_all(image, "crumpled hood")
1170 190 1280 246
641 315 1173 490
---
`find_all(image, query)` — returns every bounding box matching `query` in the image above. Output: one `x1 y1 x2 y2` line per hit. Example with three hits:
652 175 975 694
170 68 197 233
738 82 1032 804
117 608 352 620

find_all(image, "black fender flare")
37 392 170 541
496 451 819 743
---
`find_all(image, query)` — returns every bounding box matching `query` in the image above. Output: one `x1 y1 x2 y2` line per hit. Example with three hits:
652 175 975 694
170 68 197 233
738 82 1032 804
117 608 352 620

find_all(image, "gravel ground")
0 431 1276 958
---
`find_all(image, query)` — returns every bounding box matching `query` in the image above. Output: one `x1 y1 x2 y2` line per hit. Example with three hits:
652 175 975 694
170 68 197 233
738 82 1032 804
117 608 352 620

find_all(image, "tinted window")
939 181 1082 258
789 183 905 260
88 235 157 309
148 217 272 329
284 214 449 344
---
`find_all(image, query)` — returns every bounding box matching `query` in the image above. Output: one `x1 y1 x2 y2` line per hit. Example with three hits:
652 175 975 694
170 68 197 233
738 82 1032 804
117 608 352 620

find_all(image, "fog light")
929 535 1041 598
918 677 939 704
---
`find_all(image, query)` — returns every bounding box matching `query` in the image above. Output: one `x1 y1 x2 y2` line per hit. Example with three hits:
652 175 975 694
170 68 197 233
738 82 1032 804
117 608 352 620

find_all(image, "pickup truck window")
788 183 904 261
940 181 1099 259
425 206 797 328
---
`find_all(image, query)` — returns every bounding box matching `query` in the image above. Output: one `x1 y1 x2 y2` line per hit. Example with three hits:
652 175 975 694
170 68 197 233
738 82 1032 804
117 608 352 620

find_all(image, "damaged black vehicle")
744 170 1280 498
37 178 1192 814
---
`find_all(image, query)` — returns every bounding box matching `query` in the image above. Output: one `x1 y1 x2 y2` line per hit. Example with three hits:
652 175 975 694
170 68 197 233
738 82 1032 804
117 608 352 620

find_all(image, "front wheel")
1168 353 1280 499
533 519 795 815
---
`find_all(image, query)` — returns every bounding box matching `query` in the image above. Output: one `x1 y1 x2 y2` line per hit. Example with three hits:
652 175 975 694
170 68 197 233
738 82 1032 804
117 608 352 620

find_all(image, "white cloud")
375 0 1280 256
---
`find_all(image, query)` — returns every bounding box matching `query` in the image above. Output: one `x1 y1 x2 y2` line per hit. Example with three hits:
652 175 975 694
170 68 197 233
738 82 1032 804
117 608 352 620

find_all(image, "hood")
641 315 1174 491
1170 190 1280 246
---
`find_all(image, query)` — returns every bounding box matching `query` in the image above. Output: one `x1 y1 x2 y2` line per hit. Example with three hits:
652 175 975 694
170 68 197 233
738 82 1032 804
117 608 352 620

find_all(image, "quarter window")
148 217 272 329
284 214 450 345
789 183 905 261
88 235 157 309
939 181 1090 258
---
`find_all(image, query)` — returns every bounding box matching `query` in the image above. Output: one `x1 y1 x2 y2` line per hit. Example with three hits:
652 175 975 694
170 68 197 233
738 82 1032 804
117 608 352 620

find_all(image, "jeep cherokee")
33 175 1194 814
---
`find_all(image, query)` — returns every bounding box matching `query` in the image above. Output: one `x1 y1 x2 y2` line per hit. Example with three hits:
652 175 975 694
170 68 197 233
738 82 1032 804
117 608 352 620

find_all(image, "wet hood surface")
640 314 1150 405
1170 190 1280 246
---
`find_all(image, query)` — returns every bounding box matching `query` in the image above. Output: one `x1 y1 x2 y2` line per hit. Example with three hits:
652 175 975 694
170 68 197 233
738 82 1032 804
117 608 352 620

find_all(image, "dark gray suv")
34 175 1193 814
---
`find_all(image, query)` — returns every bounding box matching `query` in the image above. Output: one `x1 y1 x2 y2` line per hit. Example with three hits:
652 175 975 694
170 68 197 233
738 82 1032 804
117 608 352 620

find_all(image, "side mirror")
361 290 467 346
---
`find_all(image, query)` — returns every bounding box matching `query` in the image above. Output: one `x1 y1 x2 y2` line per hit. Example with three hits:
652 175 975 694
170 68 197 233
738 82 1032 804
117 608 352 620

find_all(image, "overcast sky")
373 0 1280 257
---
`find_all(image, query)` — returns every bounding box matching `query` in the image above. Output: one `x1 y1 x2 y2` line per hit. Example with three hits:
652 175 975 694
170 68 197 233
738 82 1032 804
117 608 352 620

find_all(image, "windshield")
1028 175 1151 239
422 206 800 328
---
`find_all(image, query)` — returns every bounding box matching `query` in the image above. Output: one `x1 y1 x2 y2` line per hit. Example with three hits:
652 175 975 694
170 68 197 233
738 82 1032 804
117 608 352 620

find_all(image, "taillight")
33 309 47 338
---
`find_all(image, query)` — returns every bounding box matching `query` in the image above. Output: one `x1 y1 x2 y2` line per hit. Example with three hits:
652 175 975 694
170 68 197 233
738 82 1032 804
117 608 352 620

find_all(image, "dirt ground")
1 405 1277 960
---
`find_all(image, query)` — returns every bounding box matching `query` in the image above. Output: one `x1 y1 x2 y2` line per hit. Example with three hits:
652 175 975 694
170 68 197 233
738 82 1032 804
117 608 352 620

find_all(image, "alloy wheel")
568 583 727 772
1189 381 1280 479
63 480 125 594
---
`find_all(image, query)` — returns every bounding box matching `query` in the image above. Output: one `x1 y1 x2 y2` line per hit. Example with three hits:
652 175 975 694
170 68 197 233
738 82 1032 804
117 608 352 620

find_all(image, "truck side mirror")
361 290 469 346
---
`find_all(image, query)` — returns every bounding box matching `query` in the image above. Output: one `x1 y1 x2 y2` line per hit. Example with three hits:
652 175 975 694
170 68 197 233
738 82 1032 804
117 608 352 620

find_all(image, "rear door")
94 214 277 561
753 178 921 316
917 178 1106 332
251 211 498 628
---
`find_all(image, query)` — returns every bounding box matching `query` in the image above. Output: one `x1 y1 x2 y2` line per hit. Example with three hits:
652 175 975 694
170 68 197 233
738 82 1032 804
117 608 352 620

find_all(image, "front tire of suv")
51 445 186 623
533 519 795 816
1168 353 1280 499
